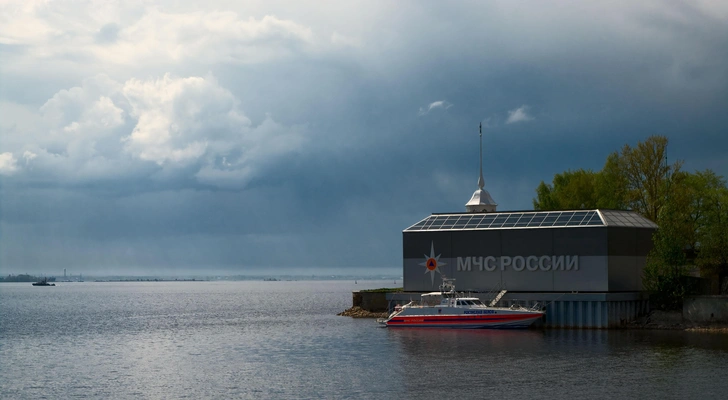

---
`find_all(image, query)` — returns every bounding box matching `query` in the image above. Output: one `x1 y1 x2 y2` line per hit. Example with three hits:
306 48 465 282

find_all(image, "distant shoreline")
0 274 56 283
90 278 206 282
1 276 401 283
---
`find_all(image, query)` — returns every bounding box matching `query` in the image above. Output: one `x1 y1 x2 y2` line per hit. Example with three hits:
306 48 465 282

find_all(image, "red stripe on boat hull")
386 313 543 329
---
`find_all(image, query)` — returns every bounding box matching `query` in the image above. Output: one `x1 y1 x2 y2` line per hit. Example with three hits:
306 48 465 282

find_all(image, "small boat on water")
32 278 55 286
378 277 544 329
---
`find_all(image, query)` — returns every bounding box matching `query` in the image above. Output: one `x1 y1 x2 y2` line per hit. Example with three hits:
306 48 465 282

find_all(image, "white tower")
465 123 497 212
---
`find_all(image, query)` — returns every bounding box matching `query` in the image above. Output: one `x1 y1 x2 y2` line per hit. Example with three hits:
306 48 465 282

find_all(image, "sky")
1 1 727 276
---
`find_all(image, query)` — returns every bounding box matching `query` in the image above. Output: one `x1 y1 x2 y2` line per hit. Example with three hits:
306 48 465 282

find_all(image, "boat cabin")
419 292 487 308
454 298 486 307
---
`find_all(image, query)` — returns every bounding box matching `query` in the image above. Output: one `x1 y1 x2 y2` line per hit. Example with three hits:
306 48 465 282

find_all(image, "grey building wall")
402 226 654 293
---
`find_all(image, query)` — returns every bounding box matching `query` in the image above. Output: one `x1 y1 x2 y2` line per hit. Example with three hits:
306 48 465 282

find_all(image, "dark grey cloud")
1 1 727 274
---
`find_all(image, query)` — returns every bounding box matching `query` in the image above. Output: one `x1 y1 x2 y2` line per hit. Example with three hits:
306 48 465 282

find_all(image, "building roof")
464 188 497 212
403 209 658 232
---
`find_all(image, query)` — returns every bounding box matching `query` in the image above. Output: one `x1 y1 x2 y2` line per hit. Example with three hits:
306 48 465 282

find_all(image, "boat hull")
385 312 543 329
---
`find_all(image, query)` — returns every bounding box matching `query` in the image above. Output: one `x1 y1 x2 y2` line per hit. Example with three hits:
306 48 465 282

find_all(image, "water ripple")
2 281 728 399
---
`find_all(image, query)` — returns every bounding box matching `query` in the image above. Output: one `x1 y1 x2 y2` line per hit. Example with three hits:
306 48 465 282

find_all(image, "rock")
626 310 728 332
337 306 388 318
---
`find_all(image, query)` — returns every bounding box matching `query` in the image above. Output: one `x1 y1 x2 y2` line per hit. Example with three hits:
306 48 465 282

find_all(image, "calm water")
2 281 727 399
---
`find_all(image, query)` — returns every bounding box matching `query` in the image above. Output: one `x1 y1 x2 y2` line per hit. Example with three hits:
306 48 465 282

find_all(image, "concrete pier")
683 295 728 323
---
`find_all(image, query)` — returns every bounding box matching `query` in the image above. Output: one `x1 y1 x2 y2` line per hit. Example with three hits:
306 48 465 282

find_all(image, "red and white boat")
379 278 544 329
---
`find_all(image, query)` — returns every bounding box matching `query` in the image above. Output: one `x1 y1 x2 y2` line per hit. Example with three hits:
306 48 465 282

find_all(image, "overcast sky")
1 1 727 275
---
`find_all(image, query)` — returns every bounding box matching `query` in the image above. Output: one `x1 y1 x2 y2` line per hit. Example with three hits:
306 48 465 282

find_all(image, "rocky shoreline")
627 310 728 332
337 306 388 319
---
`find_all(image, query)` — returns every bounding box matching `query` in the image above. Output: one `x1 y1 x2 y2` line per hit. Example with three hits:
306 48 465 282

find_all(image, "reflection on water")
2 281 728 399
389 328 728 399
390 328 546 361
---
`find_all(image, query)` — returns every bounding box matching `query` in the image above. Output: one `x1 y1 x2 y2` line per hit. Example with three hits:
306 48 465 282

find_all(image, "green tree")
532 135 728 304
533 153 629 211
533 136 680 215
643 176 691 309
669 170 725 252
617 135 682 222
533 169 599 210
643 169 728 304
594 152 628 209
533 181 559 210
691 171 728 291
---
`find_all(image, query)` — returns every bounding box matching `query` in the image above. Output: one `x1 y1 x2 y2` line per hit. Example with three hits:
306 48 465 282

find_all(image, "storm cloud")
1 1 727 274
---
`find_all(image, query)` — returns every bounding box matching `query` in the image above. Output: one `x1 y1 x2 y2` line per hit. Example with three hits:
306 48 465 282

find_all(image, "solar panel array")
600 210 658 228
405 210 605 231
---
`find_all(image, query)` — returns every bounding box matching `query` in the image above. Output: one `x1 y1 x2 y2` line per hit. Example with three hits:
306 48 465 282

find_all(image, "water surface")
1 281 727 399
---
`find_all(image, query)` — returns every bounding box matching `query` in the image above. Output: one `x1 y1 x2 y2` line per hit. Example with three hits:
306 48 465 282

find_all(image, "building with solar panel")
396 129 657 328
403 209 657 294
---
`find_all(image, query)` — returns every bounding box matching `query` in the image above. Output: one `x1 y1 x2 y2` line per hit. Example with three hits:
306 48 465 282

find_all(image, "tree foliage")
643 170 728 306
533 169 599 210
691 172 728 283
533 135 680 216
643 181 690 309
533 135 728 304
594 153 629 210
618 136 682 222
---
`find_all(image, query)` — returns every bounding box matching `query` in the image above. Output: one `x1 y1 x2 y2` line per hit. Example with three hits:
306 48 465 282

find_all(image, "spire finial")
477 123 484 190
465 122 497 212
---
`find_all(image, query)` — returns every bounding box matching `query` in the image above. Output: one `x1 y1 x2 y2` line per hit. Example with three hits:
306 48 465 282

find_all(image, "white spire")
477 122 484 190
465 123 497 213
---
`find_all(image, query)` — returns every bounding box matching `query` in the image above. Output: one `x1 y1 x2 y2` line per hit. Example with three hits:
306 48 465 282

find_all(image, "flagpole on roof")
465 122 497 213
478 123 484 190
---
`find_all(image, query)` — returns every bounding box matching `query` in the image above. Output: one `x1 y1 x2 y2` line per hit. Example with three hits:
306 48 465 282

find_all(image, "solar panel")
402 209 647 231
514 213 533 227
405 209 661 231
600 210 658 228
